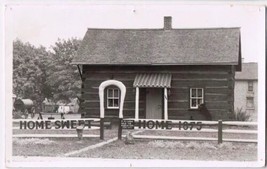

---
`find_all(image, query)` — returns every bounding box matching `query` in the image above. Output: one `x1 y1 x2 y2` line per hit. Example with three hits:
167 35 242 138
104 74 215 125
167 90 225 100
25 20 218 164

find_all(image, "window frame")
248 81 253 92
246 97 254 109
189 88 204 109
107 88 120 109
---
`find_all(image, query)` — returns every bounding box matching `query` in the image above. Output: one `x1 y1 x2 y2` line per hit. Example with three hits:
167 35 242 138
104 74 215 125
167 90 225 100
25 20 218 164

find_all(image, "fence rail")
122 119 258 144
12 118 258 144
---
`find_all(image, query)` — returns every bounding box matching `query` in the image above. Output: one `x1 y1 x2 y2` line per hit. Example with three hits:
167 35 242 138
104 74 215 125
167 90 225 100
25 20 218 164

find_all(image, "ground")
13 136 257 161
74 140 257 161
12 130 257 161
12 114 258 161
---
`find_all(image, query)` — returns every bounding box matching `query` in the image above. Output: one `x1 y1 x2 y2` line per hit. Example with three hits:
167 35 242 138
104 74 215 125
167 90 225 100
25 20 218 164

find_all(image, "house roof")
235 62 258 80
72 27 241 66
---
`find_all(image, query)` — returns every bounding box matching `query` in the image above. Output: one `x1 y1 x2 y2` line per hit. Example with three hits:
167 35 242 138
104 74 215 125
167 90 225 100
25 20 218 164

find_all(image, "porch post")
164 87 168 120
135 87 139 120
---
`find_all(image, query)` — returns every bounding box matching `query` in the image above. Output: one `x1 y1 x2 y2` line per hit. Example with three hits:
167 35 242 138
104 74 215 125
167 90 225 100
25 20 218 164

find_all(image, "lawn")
13 137 101 157
12 127 257 161
74 139 257 161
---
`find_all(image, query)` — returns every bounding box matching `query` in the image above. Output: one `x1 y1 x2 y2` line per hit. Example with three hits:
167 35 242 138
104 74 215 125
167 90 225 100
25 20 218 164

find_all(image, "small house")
72 16 241 121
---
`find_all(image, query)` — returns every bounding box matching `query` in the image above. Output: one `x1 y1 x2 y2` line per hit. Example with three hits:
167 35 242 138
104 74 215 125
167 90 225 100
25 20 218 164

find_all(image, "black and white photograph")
2 1 265 168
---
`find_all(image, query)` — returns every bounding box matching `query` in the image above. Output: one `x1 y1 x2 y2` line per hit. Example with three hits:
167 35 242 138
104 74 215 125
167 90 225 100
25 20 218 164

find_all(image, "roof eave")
71 62 239 66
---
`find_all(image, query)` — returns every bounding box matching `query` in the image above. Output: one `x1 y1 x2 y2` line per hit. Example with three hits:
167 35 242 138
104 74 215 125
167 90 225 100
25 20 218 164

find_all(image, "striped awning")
133 73 172 88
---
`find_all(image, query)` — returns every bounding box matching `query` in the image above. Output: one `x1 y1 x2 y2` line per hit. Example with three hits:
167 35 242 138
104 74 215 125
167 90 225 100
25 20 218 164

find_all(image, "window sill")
107 107 119 110
188 108 199 111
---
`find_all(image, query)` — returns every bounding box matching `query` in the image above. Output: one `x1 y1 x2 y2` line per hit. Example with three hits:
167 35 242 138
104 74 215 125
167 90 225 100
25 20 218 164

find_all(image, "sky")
6 3 265 63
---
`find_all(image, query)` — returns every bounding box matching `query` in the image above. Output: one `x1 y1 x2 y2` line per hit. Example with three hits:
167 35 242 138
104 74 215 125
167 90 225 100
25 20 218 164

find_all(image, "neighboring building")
72 16 241 121
234 62 258 121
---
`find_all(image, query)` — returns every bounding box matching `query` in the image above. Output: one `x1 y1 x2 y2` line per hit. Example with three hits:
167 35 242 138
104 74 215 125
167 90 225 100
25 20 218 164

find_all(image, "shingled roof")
72 18 241 67
235 63 258 80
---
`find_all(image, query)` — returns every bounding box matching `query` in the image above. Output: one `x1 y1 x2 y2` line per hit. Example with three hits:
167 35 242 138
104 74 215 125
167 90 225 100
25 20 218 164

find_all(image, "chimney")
164 16 172 30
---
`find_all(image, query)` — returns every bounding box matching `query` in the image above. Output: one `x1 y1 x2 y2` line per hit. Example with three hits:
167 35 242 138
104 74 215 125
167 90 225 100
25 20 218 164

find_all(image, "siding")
80 65 235 120
234 80 258 121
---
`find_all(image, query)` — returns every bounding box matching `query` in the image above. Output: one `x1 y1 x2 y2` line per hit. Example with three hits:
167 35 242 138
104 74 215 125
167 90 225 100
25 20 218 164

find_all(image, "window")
248 81 253 91
190 88 204 109
246 97 254 109
107 88 120 109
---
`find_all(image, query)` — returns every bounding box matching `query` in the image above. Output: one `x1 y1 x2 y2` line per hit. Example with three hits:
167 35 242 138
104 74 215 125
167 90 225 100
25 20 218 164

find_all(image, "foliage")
13 38 82 112
47 38 82 101
13 40 52 112
12 110 23 119
228 108 251 121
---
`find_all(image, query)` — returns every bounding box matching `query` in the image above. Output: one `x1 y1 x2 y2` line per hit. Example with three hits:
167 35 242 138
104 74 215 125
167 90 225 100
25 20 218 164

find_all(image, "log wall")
79 65 235 120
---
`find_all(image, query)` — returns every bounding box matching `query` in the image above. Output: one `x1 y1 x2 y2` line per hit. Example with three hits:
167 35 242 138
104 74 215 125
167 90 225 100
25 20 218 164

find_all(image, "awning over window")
133 73 172 88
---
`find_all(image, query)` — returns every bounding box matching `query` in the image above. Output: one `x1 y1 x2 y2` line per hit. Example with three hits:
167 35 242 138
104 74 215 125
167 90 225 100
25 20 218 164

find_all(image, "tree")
13 40 52 112
47 38 82 102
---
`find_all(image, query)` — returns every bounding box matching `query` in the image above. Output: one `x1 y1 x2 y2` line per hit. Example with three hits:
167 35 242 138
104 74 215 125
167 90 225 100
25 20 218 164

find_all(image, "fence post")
118 118 122 140
218 120 223 144
100 118 104 140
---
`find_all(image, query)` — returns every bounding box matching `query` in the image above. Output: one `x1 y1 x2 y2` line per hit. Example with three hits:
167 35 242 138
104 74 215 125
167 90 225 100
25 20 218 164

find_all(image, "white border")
3 1 266 168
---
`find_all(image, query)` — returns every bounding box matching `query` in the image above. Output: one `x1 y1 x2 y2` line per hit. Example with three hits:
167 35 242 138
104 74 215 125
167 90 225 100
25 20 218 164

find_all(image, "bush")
12 110 24 119
228 108 251 121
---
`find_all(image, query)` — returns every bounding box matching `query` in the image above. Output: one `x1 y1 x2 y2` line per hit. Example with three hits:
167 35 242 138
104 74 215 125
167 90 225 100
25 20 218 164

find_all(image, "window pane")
197 89 203 97
246 97 254 108
198 99 203 105
107 89 113 97
114 89 119 97
248 82 253 91
191 99 197 107
191 89 196 97
114 99 119 107
108 99 113 107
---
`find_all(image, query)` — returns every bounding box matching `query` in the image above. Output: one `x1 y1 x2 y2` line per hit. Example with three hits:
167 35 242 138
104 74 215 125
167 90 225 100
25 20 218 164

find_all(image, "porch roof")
133 73 172 88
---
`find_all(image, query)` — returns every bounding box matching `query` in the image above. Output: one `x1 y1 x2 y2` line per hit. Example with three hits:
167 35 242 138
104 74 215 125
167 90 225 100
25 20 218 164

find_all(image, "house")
234 62 258 121
72 16 241 121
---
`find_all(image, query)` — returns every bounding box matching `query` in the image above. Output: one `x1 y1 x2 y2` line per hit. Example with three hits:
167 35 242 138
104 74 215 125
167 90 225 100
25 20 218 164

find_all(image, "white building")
234 62 258 121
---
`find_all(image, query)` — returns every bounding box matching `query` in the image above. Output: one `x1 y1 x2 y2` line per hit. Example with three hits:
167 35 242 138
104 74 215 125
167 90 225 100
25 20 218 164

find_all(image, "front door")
146 88 163 119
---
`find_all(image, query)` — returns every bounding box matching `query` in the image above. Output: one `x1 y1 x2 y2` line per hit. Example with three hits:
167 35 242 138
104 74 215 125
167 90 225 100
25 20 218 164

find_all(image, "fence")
120 119 258 144
13 118 258 144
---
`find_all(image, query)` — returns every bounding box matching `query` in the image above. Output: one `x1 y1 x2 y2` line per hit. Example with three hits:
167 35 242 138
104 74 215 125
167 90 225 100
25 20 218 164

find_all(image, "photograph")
3 1 265 167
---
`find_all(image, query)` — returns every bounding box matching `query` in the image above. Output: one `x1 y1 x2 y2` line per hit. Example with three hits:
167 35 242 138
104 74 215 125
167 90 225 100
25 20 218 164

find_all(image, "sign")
19 120 94 130
121 120 135 129
121 120 203 130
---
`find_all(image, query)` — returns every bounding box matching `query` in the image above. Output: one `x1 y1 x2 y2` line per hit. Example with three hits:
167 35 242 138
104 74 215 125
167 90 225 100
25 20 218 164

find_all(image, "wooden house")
72 16 241 121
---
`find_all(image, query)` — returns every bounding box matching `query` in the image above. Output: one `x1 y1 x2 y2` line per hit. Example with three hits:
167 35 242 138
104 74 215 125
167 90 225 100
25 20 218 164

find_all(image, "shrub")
12 110 24 119
228 108 251 121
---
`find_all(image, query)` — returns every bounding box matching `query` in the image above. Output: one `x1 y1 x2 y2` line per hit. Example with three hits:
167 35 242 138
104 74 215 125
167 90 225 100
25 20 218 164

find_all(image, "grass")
13 137 101 157
75 139 257 161
12 125 258 161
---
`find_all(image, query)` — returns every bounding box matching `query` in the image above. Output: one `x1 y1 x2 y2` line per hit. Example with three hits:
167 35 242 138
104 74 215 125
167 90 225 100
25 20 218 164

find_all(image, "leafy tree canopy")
47 38 82 101
13 38 82 112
